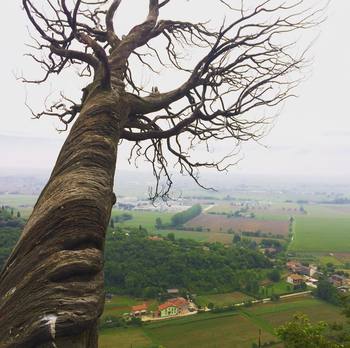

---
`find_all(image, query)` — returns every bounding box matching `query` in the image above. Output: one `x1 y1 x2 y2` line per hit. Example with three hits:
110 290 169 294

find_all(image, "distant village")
286 260 350 293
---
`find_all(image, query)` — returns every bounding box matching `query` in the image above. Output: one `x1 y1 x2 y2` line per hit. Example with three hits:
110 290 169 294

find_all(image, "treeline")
240 230 284 239
171 204 202 226
0 206 25 228
0 227 21 270
0 207 24 269
104 227 272 298
156 204 202 229
110 213 133 227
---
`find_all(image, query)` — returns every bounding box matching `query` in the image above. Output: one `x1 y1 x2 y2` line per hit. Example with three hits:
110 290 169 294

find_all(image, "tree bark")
0 88 130 348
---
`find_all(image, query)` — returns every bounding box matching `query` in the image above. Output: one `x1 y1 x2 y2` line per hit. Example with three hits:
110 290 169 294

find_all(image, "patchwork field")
100 295 345 348
100 312 277 348
186 214 289 236
208 202 303 220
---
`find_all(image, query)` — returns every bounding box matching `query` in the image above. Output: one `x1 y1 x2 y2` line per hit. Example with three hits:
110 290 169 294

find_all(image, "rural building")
329 274 346 287
287 274 304 286
167 288 180 296
158 297 189 318
148 236 164 241
131 303 148 316
158 302 179 318
286 261 301 272
286 261 317 277
264 247 277 255
338 286 350 293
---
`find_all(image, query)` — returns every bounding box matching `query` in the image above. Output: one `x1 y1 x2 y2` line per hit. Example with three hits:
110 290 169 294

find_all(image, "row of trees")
155 204 202 229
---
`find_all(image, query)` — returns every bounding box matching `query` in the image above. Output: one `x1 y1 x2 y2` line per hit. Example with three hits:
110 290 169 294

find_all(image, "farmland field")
99 295 345 348
186 214 289 236
289 217 350 253
244 297 346 328
208 202 303 220
100 312 277 348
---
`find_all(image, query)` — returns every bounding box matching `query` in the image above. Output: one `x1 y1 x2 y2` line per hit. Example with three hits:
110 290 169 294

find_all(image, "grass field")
99 295 345 348
196 292 252 307
244 297 346 328
100 312 277 348
260 281 294 296
289 217 350 253
111 209 173 232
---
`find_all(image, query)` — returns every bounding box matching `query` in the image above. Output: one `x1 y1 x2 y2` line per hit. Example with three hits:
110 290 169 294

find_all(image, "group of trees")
276 313 350 348
110 213 133 227
0 207 24 269
104 227 271 297
314 279 342 306
156 204 202 229
0 206 24 228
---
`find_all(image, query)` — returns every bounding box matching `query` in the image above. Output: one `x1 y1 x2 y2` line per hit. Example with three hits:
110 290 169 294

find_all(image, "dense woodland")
104 227 272 297
0 207 23 270
0 207 271 297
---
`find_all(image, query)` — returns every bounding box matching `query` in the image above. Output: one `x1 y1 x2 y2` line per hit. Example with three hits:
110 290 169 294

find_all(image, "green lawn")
260 281 294 296
196 292 252 307
289 217 350 253
103 295 158 318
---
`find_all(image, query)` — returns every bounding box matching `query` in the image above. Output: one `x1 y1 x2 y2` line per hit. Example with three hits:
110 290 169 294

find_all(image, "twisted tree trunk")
0 88 130 348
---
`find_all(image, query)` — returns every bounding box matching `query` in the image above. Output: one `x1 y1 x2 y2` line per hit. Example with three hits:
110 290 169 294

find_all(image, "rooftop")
131 303 148 312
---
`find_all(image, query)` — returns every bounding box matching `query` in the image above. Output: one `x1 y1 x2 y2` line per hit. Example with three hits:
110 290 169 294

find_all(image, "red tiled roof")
132 303 148 312
169 297 187 307
288 274 304 280
158 302 177 311
158 297 188 311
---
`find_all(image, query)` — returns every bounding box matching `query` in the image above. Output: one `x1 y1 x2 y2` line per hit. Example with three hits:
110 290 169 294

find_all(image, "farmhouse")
131 303 148 316
329 274 346 287
286 261 317 277
158 297 189 318
167 288 180 296
287 274 304 286
286 261 301 272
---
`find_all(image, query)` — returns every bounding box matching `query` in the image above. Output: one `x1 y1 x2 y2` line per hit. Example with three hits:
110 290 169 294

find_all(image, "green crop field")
289 217 350 253
196 292 252 307
99 312 277 348
245 297 346 328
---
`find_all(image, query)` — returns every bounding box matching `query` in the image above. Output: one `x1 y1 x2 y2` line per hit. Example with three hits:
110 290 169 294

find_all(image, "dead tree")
0 0 323 347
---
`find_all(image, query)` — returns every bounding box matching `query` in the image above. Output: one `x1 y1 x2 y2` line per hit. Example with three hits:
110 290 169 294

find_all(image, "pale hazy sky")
1 1 349 180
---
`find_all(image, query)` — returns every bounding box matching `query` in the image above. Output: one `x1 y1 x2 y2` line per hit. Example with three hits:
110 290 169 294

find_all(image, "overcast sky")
1 1 349 181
